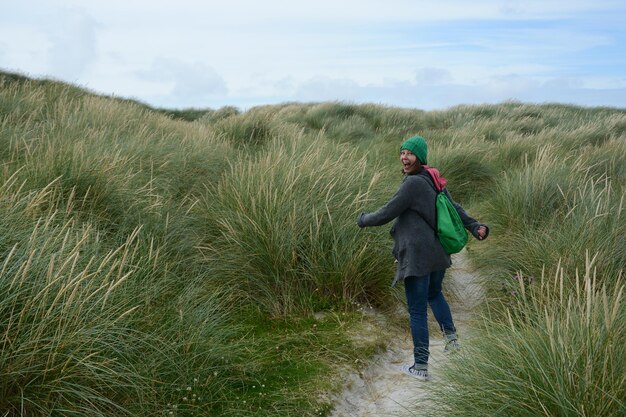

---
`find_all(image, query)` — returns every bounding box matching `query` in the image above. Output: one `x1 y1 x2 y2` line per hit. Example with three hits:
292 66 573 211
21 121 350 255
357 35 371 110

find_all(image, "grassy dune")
1 71 624 416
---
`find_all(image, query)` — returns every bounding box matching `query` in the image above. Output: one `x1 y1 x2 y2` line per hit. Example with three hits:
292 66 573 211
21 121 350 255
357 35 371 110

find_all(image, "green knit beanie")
400 135 428 165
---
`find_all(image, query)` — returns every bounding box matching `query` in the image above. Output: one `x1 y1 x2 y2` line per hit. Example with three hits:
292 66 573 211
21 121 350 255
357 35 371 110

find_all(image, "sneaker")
444 338 461 355
401 364 429 381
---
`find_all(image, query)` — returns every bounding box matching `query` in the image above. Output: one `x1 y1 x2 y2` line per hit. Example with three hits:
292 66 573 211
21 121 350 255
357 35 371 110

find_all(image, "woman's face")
400 149 421 174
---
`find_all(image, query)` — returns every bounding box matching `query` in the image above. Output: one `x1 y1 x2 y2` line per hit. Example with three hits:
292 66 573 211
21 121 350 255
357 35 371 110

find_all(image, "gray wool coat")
358 171 487 286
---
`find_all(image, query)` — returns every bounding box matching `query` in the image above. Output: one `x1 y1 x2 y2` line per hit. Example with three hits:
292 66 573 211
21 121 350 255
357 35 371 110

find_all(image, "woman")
357 135 488 381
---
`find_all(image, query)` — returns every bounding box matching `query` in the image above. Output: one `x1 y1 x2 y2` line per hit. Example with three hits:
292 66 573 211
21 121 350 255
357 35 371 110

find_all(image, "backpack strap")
421 166 447 191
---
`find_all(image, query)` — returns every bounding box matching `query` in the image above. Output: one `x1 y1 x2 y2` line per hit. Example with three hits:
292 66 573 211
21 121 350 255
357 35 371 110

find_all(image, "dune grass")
0 168 248 416
430 260 625 417
198 134 393 318
1 72 394 416
1 70 625 416
425 103 625 417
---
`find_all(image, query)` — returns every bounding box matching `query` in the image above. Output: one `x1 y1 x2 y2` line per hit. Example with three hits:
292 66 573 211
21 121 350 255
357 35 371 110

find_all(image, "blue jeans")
404 270 456 369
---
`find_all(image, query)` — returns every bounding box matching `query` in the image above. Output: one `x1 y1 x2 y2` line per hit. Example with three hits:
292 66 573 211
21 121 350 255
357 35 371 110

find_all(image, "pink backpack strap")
422 166 447 192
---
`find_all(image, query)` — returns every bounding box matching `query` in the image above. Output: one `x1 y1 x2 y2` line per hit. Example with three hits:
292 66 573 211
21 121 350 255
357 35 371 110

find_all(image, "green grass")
202 309 389 417
476 152 624 294
198 135 393 318
0 71 398 416
1 69 625 416
430 262 626 417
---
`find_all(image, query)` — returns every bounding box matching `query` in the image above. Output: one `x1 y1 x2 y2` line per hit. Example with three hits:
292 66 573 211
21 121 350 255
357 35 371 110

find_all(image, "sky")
1 0 625 111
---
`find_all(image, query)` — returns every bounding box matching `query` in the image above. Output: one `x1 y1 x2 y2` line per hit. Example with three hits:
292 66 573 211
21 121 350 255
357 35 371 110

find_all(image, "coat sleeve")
358 179 413 227
443 188 490 239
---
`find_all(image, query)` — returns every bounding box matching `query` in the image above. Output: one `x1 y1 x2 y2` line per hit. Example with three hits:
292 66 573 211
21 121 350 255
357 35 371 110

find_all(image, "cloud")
45 8 99 81
138 58 228 107
295 77 363 101
83 0 624 23
415 68 453 86
289 73 626 110
3 1 624 110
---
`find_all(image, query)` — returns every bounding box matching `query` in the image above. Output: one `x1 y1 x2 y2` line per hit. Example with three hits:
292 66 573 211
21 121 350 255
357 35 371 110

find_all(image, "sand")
329 252 483 417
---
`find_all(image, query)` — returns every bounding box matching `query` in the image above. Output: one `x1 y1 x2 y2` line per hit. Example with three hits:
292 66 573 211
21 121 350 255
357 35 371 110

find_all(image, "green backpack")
434 192 468 254
421 169 468 254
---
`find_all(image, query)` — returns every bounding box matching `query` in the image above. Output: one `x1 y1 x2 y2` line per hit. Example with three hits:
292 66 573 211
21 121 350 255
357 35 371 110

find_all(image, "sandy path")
330 252 483 417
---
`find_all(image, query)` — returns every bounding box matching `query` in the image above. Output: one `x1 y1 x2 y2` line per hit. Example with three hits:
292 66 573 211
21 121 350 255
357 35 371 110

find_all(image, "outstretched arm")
358 180 413 228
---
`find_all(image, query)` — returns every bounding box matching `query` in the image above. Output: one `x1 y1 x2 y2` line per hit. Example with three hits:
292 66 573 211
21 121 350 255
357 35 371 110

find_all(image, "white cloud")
10 0 624 29
295 77 363 102
2 0 624 110
100 0 624 22
0 28 50 75
415 68 453 86
45 8 99 81
287 73 626 110
138 58 228 107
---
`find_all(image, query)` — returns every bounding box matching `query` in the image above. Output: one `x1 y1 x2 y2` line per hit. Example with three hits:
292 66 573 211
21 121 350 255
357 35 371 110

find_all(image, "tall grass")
485 145 574 234
477 149 624 292
430 258 625 417
2 72 402 414
0 173 244 416
3 70 626 416
428 137 496 203
428 103 626 417
0 182 145 415
0 74 248 416
199 134 394 318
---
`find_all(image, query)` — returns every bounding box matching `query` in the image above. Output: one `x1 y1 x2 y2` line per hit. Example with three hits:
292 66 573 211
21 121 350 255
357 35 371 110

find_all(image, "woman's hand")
357 213 366 228
477 225 487 240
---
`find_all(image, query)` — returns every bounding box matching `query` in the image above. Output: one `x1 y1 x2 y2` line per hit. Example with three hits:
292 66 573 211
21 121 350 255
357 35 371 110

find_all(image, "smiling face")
400 149 421 174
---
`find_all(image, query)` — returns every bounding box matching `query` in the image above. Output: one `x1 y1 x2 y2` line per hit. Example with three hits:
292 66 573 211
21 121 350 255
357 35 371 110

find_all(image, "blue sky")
1 0 625 110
